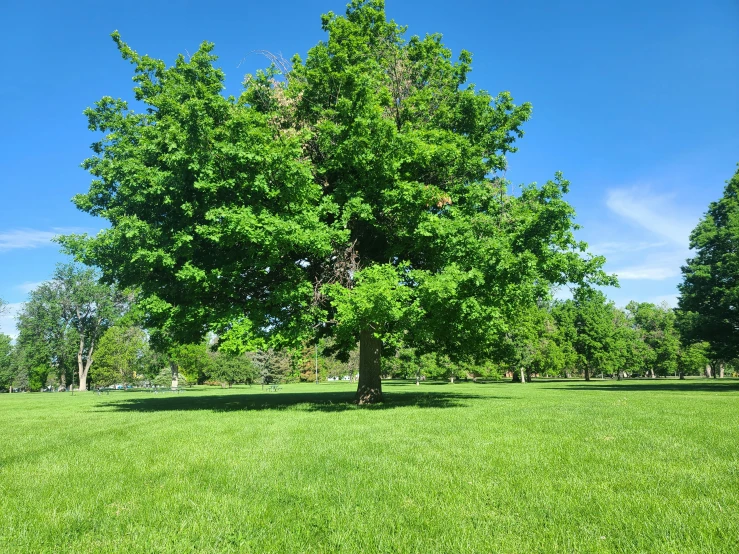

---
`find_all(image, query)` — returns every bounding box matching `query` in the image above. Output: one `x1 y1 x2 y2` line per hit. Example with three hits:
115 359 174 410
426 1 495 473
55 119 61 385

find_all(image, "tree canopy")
0 333 13 392
91 326 149 387
678 165 739 363
62 0 613 402
16 264 126 391
625 301 679 378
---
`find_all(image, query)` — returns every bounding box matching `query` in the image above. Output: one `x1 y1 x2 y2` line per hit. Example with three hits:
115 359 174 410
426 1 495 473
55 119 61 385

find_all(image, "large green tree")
16 280 79 390
678 165 739 365
62 1 611 403
16 264 126 391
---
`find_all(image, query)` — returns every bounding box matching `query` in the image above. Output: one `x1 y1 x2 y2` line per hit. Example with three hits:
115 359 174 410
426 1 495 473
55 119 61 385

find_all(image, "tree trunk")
705 364 712 378
356 328 382 404
719 364 725 378
77 335 88 392
584 366 590 381
679 370 685 380
649 368 655 379
171 362 179 389
519 366 526 384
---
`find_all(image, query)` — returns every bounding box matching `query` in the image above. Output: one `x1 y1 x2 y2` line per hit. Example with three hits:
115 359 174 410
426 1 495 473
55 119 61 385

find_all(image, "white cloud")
551 286 573 301
0 227 86 252
15 282 44 294
613 265 680 280
603 185 699 286
590 240 667 255
650 294 679 307
611 250 689 281
606 188 695 246
0 229 57 251
0 303 22 339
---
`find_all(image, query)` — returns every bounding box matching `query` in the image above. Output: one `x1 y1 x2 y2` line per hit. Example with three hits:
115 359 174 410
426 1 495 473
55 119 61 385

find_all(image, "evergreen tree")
679 165 739 365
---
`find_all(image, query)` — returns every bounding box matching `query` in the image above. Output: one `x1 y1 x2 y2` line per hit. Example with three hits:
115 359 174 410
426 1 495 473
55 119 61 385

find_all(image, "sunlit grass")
1 379 737 553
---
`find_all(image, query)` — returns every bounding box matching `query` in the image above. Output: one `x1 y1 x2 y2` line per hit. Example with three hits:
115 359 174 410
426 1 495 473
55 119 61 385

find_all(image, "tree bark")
584 366 590 381
519 366 526 384
679 370 685 380
171 362 179 389
719 364 725 378
356 327 382 404
649 368 656 379
705 364 712 378
77 334 88 391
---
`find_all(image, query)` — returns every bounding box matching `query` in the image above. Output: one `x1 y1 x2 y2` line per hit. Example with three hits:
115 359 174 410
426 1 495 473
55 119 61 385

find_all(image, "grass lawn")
1 379 737 553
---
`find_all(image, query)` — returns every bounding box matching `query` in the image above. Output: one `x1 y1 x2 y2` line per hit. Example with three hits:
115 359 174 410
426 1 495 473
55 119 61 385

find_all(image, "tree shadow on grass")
549 380 739 393
95 389 508 413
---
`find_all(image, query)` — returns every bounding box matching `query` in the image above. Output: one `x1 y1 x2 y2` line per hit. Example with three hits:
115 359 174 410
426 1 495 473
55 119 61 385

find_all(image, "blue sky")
1 0 738 337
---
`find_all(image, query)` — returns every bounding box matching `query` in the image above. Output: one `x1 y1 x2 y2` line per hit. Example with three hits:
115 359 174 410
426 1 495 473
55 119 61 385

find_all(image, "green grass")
1 379 737 553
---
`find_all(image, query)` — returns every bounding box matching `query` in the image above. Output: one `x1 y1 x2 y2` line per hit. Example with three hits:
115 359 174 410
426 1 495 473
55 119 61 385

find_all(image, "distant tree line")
0 267 359 391
4 168 739 394
0 263 733 393
2 165 738 393
381 294 720 382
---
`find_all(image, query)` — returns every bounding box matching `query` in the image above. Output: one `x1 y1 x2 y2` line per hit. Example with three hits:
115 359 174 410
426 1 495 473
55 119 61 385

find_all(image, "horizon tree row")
2 266 730 393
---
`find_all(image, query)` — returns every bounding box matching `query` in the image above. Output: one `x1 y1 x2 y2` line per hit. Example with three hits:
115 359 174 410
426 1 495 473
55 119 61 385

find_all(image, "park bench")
95 386 134 395
150 387 185 394
266 384 282 392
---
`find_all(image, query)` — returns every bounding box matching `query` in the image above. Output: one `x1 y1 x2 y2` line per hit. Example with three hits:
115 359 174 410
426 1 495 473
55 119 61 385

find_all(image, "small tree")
170 342 214 385
250 348 293 385
626 302 680 378
209 353 257 387
677 341 710 378
91 326 149 387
